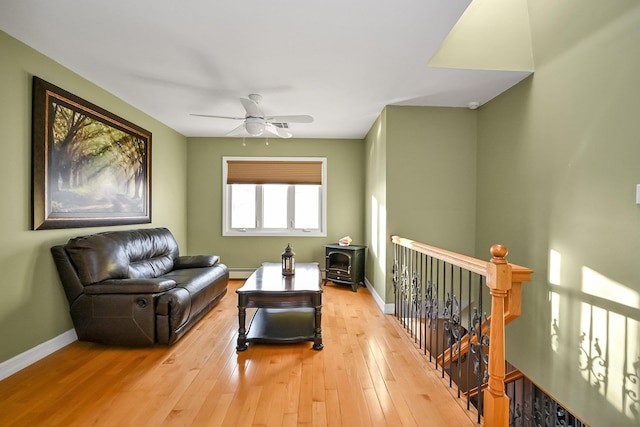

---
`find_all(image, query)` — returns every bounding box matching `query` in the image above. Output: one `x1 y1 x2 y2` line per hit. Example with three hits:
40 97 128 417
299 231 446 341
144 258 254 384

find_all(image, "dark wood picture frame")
31 76 151 230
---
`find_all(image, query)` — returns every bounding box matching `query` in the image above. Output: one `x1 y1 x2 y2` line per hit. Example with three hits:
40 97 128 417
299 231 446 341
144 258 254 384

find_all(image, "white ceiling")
0 0 531 139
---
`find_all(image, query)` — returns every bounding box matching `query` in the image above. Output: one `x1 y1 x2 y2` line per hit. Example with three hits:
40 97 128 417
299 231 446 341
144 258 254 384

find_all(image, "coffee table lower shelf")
245 308 322 349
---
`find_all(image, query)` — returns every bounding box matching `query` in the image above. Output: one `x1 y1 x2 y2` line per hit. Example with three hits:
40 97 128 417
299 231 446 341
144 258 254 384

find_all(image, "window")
223 157 327 236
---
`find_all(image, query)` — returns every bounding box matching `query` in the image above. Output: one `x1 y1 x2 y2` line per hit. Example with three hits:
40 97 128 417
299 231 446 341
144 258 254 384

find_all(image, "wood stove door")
327 251 352 281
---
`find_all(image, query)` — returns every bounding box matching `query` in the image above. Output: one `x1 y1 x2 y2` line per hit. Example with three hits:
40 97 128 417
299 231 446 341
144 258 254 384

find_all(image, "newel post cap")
490 244 508 264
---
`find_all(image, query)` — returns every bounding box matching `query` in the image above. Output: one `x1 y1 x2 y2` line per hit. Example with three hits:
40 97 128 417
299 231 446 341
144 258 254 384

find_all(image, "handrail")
391 236 489 275
391 236 533 427
391 236 533 283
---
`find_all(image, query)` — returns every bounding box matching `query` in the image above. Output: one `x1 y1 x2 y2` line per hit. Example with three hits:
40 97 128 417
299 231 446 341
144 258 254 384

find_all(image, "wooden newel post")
484 244 512 427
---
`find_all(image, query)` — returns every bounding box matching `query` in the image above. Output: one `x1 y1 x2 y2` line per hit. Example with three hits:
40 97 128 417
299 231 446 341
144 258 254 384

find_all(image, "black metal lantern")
281 243 295 276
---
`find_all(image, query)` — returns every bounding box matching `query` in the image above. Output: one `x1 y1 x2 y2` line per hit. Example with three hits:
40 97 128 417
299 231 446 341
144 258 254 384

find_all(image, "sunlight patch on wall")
371 196 378 257
370 195 387 272
580 266 640 420
582 267 639 309
549 249 561 286
549 249 562 353
378 203 386 272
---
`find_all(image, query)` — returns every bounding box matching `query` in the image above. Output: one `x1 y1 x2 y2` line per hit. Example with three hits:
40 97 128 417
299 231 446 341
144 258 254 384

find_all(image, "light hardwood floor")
0 280 480 426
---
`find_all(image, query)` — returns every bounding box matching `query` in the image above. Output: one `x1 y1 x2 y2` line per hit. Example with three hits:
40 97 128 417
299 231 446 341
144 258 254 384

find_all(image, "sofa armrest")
173 255 219 269
83 278 177 295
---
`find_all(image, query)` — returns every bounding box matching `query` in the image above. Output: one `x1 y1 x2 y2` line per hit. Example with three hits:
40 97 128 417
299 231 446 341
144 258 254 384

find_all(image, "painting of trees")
48 102 147 213
32 77 151 229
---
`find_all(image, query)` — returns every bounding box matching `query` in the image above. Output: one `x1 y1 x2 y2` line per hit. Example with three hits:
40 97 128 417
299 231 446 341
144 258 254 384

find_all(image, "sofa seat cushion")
161 266 228 318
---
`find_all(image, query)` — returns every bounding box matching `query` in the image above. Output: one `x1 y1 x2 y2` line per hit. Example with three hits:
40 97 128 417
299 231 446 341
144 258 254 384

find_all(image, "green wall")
364 112 387 302
185 137 365 270
475 1 640 425
0 30 188 364
365 106 477 305
386 106 477 254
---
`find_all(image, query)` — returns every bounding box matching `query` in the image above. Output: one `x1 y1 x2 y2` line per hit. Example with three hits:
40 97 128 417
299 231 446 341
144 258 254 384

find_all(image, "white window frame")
222 156 327 237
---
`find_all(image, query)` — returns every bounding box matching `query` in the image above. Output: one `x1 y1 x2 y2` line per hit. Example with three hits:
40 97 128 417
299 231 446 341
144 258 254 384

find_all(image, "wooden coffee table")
236 263 323 351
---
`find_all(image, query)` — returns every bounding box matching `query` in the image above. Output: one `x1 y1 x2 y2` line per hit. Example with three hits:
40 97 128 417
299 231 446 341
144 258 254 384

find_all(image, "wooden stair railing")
391 236 533 427
467 369 524 399
437 280 523 366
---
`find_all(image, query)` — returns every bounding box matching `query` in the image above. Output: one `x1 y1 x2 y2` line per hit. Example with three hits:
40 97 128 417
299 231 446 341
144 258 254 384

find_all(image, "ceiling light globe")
245 120 265 136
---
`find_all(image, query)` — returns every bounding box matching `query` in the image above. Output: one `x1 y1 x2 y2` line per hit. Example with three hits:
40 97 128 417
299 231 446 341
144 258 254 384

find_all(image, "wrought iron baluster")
454 266 464 399
425 258 436 360
408 249 416 339
411 270 421 342
392 247 399 318
418 260 422 341
436 259 444 372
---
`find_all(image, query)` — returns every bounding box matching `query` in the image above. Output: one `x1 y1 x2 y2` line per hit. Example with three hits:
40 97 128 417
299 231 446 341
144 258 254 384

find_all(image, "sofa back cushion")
66 228 180 285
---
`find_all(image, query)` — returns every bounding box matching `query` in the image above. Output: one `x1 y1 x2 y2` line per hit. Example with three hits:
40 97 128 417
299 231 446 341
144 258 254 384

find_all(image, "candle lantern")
281 243 295 276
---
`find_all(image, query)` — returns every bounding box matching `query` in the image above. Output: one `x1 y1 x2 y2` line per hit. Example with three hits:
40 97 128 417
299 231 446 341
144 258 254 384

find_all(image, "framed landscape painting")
31 76 151 230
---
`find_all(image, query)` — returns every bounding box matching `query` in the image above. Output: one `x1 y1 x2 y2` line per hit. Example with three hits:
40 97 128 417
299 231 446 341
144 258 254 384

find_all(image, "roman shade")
226 160 323 185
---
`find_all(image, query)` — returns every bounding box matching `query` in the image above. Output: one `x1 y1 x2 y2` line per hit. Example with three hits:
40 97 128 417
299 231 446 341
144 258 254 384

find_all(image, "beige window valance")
226 160 323 185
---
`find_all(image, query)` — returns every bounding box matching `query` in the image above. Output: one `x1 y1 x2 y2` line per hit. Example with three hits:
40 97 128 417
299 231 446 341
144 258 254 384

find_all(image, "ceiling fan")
191 94 313 138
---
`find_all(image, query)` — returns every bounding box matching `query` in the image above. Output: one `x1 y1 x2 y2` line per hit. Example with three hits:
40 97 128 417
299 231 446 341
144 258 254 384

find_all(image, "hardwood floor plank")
297 355 314 424
0 280 480 427
190 391 234 427
324 388 342 426
312 401 327 427
235 384 263 426
260 382 287 427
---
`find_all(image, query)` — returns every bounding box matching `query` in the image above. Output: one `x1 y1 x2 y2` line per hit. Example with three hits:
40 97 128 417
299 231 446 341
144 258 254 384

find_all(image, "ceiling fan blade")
265 124 292 138
240 97 262 118
190 114 245 120
266 115 314 123
227 123 249 136
193 94 304 138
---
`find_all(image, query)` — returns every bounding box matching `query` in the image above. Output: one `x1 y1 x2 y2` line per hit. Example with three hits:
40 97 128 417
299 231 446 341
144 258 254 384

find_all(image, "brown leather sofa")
51 227 229 346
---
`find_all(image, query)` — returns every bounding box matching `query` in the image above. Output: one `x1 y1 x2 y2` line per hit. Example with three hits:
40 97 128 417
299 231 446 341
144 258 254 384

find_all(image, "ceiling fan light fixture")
245 119 265 136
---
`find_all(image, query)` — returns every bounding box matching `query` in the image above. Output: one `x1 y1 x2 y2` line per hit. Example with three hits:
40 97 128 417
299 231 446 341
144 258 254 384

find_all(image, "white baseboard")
229 268 255 280
0 329 77 381
364 278 395 314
